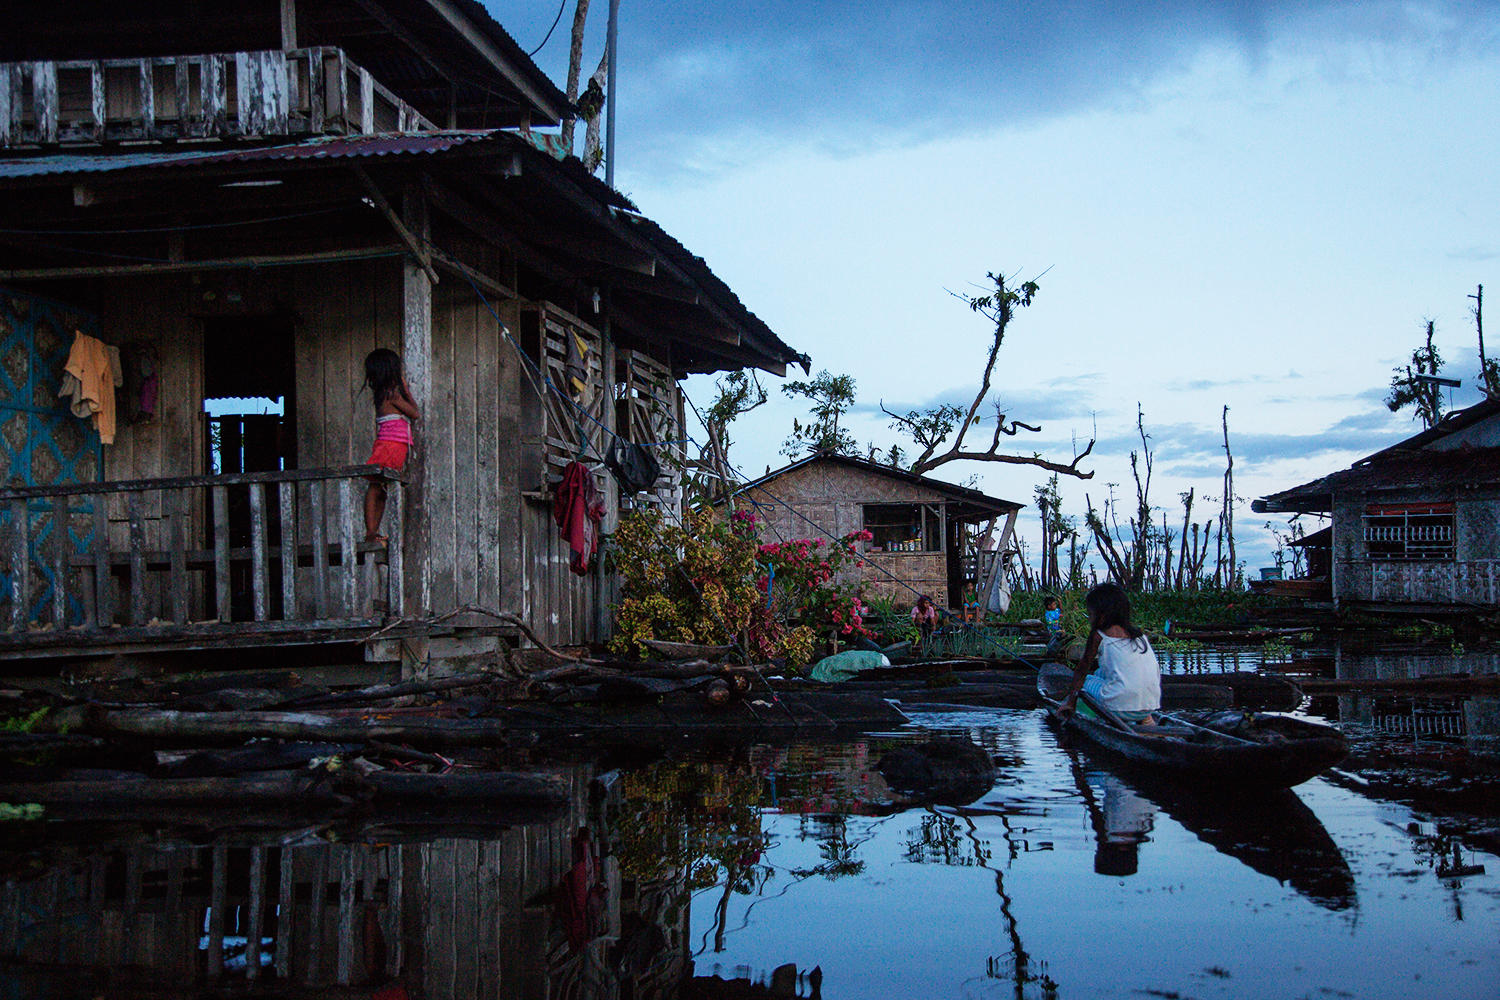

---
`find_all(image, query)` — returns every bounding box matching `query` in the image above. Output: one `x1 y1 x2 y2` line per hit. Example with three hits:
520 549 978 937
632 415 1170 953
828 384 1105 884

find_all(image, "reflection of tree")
614 759 767 893
791 815 867 880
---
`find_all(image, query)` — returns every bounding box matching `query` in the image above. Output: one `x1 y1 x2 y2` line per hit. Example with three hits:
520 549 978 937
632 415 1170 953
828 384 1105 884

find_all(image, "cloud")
498 0 1500 178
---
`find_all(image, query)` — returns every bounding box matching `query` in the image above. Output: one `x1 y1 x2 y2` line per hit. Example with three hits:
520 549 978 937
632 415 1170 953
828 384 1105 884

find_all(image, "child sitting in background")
1043 595 1065 658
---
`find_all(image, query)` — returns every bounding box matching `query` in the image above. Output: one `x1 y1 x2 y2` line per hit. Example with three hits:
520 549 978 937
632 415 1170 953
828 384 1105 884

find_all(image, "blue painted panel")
0 288 105 625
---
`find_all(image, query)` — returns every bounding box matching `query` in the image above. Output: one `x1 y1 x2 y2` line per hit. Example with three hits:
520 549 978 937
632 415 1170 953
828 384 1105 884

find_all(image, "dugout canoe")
1037 665 1347 789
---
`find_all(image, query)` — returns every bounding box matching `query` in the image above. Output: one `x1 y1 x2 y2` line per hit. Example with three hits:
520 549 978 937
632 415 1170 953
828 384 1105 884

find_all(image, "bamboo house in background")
730 452 1023 611
0 0 806 676
1254 396 1500 611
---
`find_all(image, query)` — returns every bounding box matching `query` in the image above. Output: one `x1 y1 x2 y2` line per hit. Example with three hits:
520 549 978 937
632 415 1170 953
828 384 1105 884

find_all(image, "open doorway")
203 314 296 618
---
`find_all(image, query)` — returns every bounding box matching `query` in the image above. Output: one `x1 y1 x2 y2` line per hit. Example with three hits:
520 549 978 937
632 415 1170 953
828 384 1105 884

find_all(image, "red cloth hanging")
554 461 605 575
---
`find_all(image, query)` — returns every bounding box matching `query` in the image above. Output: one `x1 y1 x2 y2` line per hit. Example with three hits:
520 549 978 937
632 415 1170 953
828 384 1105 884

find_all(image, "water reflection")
2 711 1496 998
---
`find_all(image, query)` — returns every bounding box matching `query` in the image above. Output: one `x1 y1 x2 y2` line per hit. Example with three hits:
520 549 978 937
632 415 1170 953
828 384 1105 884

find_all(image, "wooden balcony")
0 466 403 655
0 47 435 148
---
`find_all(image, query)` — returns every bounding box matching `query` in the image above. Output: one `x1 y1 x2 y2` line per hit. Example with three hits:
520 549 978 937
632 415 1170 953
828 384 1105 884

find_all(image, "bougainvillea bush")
608 508 870 664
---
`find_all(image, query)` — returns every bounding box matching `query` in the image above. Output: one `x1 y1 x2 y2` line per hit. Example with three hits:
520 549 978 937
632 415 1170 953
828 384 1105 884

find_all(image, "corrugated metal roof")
733 452 1024 514
1254 446 1500 513
0 130 503 179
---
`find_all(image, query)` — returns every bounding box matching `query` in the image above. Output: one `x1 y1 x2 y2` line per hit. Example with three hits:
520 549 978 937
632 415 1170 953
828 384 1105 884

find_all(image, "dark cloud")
495 1 1500 177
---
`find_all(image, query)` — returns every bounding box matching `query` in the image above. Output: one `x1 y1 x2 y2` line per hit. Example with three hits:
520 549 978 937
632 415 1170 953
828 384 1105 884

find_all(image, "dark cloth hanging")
605 438 662 495
554 461 605 575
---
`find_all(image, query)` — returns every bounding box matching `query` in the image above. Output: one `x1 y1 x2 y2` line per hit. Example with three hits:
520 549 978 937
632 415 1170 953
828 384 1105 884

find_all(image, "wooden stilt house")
0 1 805 672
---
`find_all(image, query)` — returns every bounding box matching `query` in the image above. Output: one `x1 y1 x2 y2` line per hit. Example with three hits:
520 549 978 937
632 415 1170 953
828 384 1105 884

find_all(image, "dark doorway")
202 314 297 619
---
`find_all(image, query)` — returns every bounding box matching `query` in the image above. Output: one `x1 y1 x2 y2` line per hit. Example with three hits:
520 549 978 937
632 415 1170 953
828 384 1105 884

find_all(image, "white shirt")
1092 634 1162 712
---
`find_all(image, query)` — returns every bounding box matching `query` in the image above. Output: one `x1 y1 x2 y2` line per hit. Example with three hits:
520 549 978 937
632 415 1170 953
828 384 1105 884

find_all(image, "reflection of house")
0 767 692 997
731 453 1023 609
0 1 802 669
1253 398 1500 609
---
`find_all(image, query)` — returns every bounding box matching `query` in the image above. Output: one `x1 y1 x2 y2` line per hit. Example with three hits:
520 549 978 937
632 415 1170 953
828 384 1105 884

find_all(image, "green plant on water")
1155 637 1205 653
1452 642 1467 656
0 707 49 733
0 803 44 822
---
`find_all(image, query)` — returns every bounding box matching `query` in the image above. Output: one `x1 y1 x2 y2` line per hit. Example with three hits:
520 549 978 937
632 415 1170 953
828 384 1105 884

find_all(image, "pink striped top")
376 413 412 444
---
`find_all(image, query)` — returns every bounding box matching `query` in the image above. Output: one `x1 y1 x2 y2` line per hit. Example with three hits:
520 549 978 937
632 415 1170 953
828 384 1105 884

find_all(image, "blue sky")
496 1 1500 578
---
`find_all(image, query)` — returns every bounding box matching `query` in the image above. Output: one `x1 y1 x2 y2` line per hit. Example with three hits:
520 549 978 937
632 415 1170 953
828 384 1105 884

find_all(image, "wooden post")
338 477 357 616
212 485 231 621
402 181 433 617
275 848 294 979
280 480 299 619
32 63 57 144
280 0 299 50
245 847 266 981
127 491 145 625
49 496 67 627
310 478 329 618
250 481 269 621
92 499 112 627
207 844 227 981
9 499 27 630
167 488 188 624
386 479 404 617
336 849 355 984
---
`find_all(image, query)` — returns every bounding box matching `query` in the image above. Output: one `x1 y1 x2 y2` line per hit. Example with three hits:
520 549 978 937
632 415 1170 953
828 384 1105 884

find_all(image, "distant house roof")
1254 397 1500 514
732 452 1024 522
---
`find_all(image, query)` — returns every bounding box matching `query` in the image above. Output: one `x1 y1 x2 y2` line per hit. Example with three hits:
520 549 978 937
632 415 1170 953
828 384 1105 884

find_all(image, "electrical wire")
529 0 569 56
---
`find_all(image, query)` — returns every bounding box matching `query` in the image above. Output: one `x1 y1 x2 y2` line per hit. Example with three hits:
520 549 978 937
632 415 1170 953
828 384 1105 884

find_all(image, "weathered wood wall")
63 254 606 644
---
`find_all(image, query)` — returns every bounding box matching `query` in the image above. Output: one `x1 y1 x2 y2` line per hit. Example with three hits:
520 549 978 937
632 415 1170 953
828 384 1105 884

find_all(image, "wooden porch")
0 465 405 655
1 45 434 148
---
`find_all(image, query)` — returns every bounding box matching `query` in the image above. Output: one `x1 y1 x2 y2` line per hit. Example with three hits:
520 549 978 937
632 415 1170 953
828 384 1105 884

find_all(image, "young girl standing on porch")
362 348 420 543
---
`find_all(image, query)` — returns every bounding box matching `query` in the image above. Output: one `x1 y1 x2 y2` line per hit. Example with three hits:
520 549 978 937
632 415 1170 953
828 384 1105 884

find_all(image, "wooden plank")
236 52 257 134
93 499 113 627
212 485 231 621
276 847 294 979
32 62 58 144
306 849 328 981
307 47 325 132
401 191 433 617
88 63 105 138
385 481 403 616
166 489 188 624
207 844 227 981
250 481 269 622
453 287 479 607
336 849 355 984
310 478 329 618
280 480 299 620
427 281 457 616
174 57 189 127
475 287 502 610
49 498 66 628
137 59 154 137
205 54 227 135
358 67 374 133
246 847 266 981
0 245 406 284
339 478 357 616
330 50 348 132
0 65 13 146
127 491 145 625
12 499 32 628
265 50 289 134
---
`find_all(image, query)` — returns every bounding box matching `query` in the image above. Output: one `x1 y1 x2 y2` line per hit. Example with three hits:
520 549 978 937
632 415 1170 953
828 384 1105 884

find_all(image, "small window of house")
864 503 937 552
1362 504 1455 561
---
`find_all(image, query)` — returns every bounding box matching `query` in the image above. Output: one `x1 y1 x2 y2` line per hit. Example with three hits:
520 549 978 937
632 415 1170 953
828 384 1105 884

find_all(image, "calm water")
2 697 1497 998
687 709 1500 999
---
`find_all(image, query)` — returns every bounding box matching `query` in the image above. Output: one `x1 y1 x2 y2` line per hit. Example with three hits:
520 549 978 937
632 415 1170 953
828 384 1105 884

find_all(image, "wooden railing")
0 47 436 148
0 466 403 635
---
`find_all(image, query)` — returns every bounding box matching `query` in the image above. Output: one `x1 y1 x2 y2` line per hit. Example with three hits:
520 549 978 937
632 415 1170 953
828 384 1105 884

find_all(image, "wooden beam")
353 166 440 285
605 267 698 305
421 0 566 122
281 0 299 50
423 174 580 289
352 0 464 89
0 245 404 282
401 179 433 621
428 246 515 301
